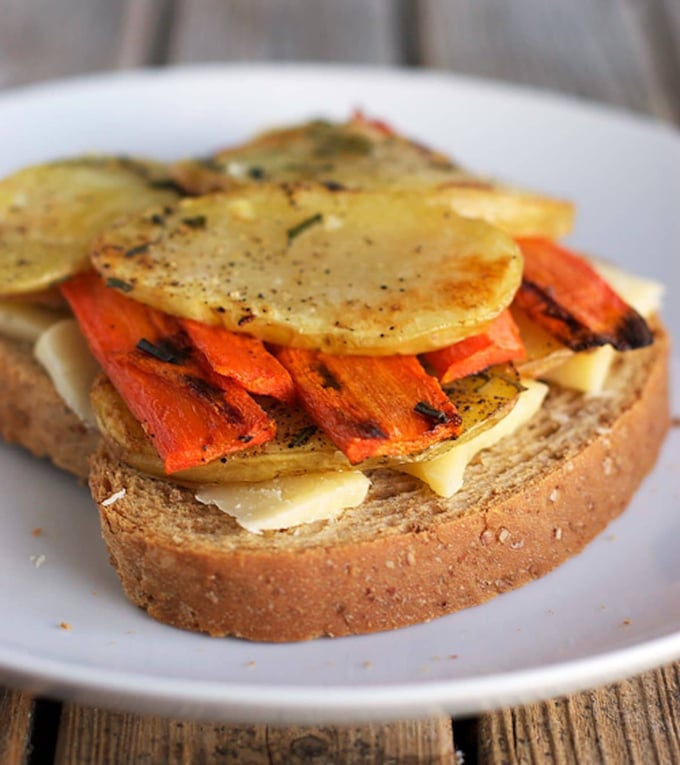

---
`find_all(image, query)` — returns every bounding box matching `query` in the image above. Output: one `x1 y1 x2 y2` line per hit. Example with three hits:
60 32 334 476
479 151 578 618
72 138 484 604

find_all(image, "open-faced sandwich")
0 115 669 641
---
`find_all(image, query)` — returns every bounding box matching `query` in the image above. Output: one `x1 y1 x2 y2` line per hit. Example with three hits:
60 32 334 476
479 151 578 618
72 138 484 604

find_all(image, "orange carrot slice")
423 309 526 383
180 318 295 402
102 356 274 473
515 238 653 351
61 272 275 473
276 349 461 464
350 110 396 136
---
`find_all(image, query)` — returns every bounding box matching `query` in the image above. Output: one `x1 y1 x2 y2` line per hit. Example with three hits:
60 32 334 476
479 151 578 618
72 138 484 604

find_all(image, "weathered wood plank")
0 687 36 765
54 706 456 764
168 0 402 65
419 0 679 122
0 0 128 88
478 663 680 764
620 0 680 122
266 718 456 764
55 707 269 764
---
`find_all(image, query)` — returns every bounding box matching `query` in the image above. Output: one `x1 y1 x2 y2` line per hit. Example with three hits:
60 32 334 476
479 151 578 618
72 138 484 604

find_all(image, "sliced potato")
172 118 574 238
511 306 573 378
0 156 180 296
92 363 522 483
91 185 523 355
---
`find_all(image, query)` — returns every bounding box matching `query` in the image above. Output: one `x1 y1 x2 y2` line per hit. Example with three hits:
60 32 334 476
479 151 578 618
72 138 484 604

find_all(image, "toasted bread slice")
0 333 99 478
88 325 669 642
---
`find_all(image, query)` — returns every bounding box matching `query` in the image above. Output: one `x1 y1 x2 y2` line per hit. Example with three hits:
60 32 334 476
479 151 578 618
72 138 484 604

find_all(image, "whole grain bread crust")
0 333 99 478
88 325 670 641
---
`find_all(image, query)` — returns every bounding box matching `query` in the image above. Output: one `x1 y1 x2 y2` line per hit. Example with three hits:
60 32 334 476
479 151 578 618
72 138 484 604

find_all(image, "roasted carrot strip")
515 238 653 351
276 349 461 464
350 110 396 136
180 318 295 402
103 356 275 473
61 272 275 473
423 309 526 383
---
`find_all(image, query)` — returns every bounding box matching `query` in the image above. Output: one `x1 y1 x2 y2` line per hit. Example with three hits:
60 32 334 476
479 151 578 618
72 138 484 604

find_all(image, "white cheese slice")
543 344 616 395
542 262 663 395
402 379 549 498
34 318 100 426
0 299 65 342
195 470 371 533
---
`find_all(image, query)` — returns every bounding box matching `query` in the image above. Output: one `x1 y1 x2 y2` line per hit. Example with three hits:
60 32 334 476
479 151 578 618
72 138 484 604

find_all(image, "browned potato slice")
172 118 574 238
91 364 522 483
91 185 523 355
0 156 180 296
511 306 573 378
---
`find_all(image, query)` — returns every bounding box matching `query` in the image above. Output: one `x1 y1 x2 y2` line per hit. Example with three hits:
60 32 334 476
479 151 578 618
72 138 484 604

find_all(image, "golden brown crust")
88 326 670 641
0 333 100 478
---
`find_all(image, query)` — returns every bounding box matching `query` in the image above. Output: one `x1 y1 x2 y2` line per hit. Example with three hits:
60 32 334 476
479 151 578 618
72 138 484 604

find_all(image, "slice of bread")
0 333 99 478
88 325 670 642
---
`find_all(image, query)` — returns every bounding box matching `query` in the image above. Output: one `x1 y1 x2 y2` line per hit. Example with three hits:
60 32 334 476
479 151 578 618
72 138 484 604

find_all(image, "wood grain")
54 706 456 764
168 0 402 65
479 664 680 764
418 0 680 122
0 687 36 764
0 0 128 88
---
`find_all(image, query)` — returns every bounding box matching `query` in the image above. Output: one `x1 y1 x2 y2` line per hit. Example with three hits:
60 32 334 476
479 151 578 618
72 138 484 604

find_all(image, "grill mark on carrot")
616 310 654 350
183 375 246 425
515 238 654 353
315 362 342 390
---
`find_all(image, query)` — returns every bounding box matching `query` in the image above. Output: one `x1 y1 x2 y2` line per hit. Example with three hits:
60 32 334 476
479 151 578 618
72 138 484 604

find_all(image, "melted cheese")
195 470 370 533
34 318 100 425
402 379 549 497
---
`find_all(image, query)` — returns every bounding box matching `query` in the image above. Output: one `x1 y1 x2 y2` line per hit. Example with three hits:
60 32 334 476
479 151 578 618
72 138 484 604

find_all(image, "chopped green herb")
182 215 207 229
288 425 318 449
147 178 185 194
314 132 373 157
105 277 133 293
125 242 150 258
136 338 188 365
287 213 323 244
414 401 450 424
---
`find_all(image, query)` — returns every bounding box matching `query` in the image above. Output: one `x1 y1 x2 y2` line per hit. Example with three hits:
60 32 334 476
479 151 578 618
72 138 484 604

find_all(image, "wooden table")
1 1 679 762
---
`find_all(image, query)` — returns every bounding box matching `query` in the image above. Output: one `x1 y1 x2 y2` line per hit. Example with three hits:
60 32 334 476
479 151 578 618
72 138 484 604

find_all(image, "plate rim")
0 62 678 722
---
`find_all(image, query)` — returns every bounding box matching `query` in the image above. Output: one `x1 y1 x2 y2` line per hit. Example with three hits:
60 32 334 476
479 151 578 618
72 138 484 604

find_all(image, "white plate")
0 64 678 724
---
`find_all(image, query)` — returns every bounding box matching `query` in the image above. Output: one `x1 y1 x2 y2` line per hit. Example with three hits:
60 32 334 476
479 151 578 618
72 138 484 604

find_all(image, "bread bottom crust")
89 329 670 642
0 334 99 479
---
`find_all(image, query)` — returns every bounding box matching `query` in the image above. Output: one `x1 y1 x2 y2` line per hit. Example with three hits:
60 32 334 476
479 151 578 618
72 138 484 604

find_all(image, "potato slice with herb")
92 364 522 483
91 185 523 355
0 156 180 296
172 118 573 238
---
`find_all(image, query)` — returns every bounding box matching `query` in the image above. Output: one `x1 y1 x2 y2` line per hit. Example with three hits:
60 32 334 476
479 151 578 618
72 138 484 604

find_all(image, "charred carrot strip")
515 238 653 351
103 356 275 474
61 272 275 473
180 318 295 403
423 309 526 383
276 349 461 464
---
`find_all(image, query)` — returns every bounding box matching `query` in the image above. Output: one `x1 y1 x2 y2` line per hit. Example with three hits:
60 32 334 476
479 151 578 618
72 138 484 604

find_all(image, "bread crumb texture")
88 329 669 641
0 334 99 477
